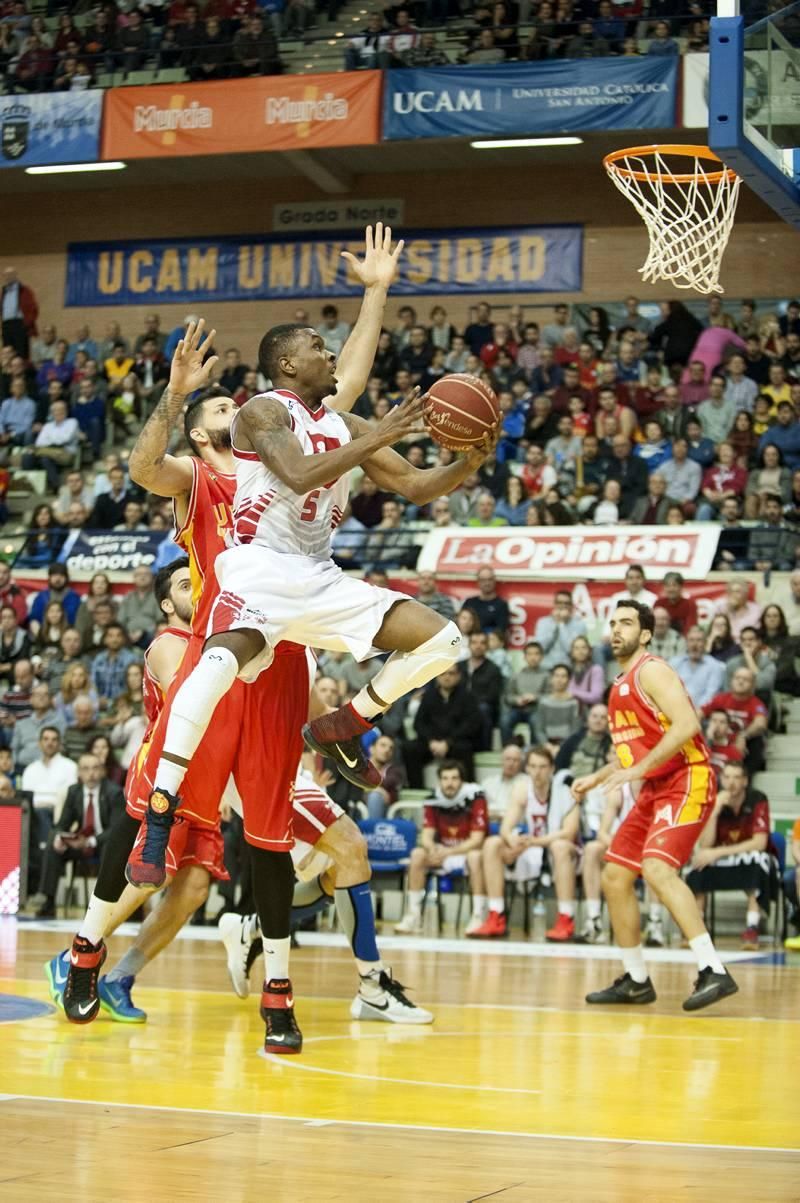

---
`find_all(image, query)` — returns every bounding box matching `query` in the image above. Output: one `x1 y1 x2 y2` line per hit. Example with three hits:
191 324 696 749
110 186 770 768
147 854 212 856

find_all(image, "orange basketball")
425 373 499 453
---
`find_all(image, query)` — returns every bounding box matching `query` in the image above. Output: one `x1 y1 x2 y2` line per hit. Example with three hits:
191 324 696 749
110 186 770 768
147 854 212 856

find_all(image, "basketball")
425 373 500 452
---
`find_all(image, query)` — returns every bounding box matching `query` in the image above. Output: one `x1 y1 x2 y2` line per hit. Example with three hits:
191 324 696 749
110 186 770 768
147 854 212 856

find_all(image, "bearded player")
58 226 410 1051
572 600 738 1012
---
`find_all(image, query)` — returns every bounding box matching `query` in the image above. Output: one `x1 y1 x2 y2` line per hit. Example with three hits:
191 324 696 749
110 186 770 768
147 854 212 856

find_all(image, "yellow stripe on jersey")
677 765 711 825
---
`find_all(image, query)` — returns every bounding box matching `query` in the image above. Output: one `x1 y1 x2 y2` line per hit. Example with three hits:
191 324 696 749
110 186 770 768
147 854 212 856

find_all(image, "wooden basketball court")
1 922 798 1202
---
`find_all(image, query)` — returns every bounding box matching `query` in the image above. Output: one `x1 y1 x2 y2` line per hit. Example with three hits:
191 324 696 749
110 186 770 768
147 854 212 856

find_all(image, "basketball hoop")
603 144 741 296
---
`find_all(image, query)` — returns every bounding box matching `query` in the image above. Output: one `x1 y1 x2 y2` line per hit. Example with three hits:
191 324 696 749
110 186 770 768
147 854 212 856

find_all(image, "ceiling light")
25 161 127 176
470 137 584 150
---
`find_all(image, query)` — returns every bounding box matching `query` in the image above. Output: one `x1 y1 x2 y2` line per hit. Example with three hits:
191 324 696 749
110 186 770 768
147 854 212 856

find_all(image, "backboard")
709 0 800 228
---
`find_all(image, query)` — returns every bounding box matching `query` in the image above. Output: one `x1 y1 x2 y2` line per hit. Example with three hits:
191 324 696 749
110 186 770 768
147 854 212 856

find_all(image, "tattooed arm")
236 391 427 495
342 411 497 506
128 318 219 498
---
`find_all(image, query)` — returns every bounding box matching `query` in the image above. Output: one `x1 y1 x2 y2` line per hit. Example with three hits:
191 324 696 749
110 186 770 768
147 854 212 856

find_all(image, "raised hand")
341 223 405 291
462 418 501 468
169 318 219 396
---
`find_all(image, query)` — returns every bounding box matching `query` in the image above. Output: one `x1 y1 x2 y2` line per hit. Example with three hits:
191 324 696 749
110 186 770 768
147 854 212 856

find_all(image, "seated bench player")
466 746 580 939
394 760 488 934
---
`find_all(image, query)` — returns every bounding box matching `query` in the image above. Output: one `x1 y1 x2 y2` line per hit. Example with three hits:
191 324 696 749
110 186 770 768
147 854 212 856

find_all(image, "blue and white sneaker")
98 975 147 1023
43 950 69 1009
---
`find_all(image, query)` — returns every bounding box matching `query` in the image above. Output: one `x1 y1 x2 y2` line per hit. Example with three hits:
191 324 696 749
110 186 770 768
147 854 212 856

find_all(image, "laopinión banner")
56 530 165 573
0 90 102 167
417 526 720 581
65 224 582 306
101 71 380 159
383 57 677 140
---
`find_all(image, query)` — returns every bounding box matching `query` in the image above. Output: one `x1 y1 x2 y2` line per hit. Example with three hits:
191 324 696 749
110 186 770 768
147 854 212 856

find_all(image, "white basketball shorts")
209 544 413 681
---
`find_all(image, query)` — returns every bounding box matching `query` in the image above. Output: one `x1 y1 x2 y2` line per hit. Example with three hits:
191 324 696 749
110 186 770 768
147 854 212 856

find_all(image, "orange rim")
603 144 738 185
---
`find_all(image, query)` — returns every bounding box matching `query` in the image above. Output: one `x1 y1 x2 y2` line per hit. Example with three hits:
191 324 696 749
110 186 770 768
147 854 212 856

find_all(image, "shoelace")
265 1007 301 1039
139 807 175 863
66 957 101 1006
380 973 415 1007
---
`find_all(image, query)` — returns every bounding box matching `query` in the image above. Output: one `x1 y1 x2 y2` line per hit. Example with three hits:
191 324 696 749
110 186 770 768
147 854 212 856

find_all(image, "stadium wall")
4 164 796 350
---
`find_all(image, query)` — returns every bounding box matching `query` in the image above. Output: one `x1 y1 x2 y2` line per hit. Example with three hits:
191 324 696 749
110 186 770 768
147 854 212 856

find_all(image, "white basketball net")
604 149 741 295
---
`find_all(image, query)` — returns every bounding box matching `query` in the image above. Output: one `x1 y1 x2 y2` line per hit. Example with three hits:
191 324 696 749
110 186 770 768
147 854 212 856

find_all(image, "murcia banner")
101 72 381 159
384 57 677 140
417 526 720 580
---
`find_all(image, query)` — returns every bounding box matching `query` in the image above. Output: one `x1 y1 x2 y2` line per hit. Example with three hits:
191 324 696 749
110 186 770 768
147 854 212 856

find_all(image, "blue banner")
383 58 677 140
56 530 166 573
65 225 582 306
0 91 102 168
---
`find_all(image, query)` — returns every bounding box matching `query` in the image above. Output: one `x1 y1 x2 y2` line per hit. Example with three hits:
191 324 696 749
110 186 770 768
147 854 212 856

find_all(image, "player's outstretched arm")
129 318 219 497
326 223 404 414
346 410 499 505
237 390 427 495
605 660 701 791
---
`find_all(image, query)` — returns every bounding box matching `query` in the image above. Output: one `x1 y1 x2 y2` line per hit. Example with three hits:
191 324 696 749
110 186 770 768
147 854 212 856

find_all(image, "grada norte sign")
417 526 720 580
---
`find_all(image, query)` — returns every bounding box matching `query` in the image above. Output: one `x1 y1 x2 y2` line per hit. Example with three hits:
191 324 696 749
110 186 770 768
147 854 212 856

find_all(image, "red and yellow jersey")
608 652 711 781
173 457 237 639
142 625 192 725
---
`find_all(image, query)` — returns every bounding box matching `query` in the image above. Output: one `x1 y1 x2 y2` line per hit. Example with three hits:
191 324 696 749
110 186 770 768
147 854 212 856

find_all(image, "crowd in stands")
1 274 799 945
0 0 726 93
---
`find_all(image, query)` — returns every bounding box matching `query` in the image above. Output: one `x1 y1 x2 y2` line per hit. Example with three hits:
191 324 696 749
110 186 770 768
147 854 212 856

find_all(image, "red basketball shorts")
605 762 716 874
128 636 310 851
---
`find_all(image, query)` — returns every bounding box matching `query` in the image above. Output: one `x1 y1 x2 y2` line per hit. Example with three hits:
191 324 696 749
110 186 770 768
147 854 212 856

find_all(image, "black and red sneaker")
260 978 303 1055
302 704 381 790
63 935 107 1024
125 788 182 889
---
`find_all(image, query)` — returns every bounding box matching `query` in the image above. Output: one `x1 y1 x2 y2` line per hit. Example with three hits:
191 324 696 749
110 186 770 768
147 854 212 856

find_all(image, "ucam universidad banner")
0 90 102 167
65 225 582 306
101 71 380 159
383 57 677 140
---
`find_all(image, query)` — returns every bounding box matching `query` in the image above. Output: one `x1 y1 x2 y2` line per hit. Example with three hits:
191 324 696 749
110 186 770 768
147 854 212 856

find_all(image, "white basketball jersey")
524 779 550 838
230 389 351 559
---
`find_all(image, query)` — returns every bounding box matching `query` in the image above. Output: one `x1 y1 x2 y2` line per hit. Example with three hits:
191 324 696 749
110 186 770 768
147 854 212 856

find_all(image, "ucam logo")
392 88 484 114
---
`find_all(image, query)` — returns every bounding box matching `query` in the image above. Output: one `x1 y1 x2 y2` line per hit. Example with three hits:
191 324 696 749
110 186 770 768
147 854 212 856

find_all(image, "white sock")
688 932 726 975
408 889 426 916
351 621 462 719
649 904 662 923
586 899 602 920
263 935 291 983
358 966 386 998
746 909 760 929
78 894 117 945
558 901 575 918
489 896 505 915
472 894 488 919
621 944 648 984
156 647 239 794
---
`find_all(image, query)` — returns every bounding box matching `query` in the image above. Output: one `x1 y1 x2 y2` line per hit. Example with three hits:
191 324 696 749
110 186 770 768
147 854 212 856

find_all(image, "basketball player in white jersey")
465 746 580 939
132 322 498 895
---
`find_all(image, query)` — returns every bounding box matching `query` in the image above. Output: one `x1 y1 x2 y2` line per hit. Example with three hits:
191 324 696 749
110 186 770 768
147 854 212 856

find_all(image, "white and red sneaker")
466 910 507 939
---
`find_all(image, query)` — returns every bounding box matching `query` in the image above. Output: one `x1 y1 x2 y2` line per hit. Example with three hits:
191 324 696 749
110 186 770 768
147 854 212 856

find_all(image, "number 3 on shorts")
301 490 321 522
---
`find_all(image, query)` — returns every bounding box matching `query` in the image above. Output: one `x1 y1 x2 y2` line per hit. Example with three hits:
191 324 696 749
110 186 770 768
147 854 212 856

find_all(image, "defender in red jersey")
572 599 738 1013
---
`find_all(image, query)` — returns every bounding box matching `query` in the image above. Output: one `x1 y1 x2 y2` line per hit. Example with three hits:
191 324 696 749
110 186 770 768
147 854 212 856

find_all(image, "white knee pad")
368 621 463 705
170 645 239 732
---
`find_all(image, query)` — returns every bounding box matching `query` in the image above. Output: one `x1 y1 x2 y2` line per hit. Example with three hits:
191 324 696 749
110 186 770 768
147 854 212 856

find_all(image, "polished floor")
1 920 798 1202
